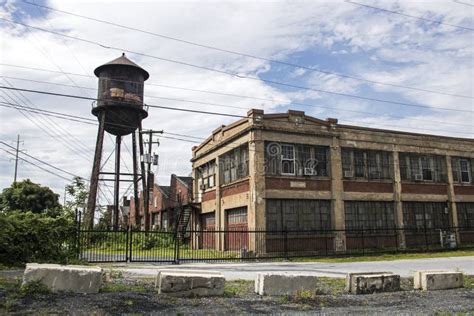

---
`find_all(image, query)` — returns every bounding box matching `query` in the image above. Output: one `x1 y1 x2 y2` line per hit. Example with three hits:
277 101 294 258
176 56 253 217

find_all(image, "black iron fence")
77 226 474 263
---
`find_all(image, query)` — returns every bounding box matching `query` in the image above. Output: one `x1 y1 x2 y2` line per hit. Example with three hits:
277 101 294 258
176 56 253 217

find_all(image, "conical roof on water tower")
94 53 149 80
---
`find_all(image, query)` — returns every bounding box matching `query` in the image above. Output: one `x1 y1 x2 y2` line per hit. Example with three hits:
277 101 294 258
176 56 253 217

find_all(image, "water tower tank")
92 53 149 136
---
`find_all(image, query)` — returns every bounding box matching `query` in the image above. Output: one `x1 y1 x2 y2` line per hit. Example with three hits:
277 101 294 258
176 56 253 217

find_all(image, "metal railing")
76 226 474 263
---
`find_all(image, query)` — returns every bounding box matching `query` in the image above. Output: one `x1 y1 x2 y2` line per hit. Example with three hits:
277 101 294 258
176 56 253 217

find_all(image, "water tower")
85 53 149 230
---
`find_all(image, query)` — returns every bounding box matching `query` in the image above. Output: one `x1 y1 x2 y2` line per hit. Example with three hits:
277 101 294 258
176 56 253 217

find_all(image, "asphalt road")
104 256 474 280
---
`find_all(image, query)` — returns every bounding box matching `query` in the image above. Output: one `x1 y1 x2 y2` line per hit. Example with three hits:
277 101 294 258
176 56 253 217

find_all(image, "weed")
20 280 50 297
223 280 253 297
463 275 473 289
100 282 147 293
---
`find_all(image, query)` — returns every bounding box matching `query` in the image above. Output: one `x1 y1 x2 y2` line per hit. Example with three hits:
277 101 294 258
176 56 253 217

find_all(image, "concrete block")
349 274 400 294
414 271 463 291
23 263 102 293
157 271 225 297
255 273 318 296
154 269 221 288
345 272 391 293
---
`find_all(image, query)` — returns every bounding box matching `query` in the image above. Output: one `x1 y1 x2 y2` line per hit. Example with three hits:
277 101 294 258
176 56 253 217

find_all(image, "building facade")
191 109 474 253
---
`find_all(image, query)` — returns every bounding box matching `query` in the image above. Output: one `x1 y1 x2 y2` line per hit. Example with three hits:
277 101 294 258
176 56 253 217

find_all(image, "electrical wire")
21 0 473 99
3 74 473 128
346 0 474 31
2 17 471 113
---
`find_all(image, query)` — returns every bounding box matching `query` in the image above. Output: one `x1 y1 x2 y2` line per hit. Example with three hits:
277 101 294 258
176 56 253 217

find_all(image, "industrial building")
190 109 474 253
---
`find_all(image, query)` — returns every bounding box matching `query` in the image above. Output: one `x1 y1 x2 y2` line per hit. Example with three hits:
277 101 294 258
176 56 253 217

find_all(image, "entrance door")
200 212 216 249
225 207 248 251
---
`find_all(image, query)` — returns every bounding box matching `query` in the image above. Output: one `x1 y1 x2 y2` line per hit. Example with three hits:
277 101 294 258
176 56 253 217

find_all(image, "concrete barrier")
154 269 221 288
23 263 102 293
255 273 318 296
345 272 391 293
414 271 464 291
157 270 225 297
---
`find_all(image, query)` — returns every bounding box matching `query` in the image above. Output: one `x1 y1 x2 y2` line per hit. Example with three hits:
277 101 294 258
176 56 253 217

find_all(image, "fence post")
128 229 133 262
125 226 130 263
394 227 399 253
324 229 328 256
76 210 82 260
361 229 365 255
424 225 429 252
283 227 288 261
174 233 180 264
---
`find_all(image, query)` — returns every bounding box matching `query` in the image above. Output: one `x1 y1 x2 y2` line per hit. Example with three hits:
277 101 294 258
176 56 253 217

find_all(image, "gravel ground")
1 277 473 315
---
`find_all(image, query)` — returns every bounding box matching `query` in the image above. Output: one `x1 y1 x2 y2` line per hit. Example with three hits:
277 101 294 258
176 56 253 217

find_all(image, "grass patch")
291 249 474 263
100 282 148 293
223 280 253 297
463 275 473 289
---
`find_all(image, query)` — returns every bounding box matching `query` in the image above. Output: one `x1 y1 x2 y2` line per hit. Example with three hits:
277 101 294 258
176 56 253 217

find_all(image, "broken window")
265 142 329 177
456 202 474 230
402 202 450 230
341 148 392 180
266 199 331 231
399 153 446 183
344 201 395 231
197 160 216 190
219 144 249 185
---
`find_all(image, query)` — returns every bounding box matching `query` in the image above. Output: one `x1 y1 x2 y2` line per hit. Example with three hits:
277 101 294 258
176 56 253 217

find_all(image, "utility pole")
140 129 162 231
13 134 20 183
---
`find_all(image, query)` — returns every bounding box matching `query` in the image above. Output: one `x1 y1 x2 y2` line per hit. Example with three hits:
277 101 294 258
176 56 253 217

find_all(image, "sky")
0 0 473 207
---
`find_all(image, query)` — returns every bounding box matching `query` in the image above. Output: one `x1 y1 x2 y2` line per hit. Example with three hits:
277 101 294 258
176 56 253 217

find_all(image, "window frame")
280 144 296 176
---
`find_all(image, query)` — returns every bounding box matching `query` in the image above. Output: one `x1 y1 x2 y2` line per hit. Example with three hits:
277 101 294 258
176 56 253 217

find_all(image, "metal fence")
77 226 474 263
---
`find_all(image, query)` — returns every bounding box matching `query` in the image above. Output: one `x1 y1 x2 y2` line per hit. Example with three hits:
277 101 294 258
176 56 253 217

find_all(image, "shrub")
0 211 77 265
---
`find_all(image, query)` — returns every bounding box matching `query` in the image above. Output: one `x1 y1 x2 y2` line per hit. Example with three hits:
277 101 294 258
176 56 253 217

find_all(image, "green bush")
0 211 77 265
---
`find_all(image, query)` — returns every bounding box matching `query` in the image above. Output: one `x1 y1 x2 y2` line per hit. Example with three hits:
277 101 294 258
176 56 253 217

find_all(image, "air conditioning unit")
344 170 354 178
304 168 317 176
199 184 206 191
414 174 423 181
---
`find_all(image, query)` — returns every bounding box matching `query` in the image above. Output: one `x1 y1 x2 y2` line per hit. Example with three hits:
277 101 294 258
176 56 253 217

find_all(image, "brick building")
191 109 474 253
129 174 193 231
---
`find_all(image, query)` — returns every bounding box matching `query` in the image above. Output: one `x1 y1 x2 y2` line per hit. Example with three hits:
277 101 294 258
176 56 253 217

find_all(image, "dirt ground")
1 275 473 315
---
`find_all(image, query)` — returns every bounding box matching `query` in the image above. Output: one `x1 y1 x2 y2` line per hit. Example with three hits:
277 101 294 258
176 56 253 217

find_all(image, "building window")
281 144 295 175
457 203 474 230
452 157 473 184
220 145 249 185
341 148 392 180
403 202 450 230
266 199 331 231
197 160 216 190
344 201 395 231
265 142 329 177
226 207 248 225
399 153 446 183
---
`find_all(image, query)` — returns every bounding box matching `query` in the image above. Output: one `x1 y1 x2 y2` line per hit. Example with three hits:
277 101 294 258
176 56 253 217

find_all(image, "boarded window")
226 207 248 224
403 202 450 230
344 201 395 231
197 160 216 190
266 199 331 231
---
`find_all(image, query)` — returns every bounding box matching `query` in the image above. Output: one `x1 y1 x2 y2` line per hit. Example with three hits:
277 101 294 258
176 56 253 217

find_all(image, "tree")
64 176 88 213
0 179 61 216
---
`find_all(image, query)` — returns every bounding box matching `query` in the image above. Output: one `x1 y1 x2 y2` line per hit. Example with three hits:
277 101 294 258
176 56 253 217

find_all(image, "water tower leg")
113 135 121 230
132 131 139 228
85 113 106 230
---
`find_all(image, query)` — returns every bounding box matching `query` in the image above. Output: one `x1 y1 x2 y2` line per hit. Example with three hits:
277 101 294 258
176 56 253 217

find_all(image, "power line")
1 148 72 182
0 86 247 118
0 140 83 178
453 0 474 7
1 74 473 128
0 86 472 136
21 0 473 99
2 18 471 114
346 0 474 31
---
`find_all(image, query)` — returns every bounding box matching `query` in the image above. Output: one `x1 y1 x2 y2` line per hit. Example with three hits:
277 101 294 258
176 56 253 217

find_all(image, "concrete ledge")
346 273 400 294
154 269 221 288
345 272 391 293
255 273 318 296
414 271 464 291
23 263 102 293
157 270 225 297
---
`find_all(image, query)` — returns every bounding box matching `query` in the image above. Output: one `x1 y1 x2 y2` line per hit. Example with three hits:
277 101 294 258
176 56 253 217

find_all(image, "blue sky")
0 0 472 208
